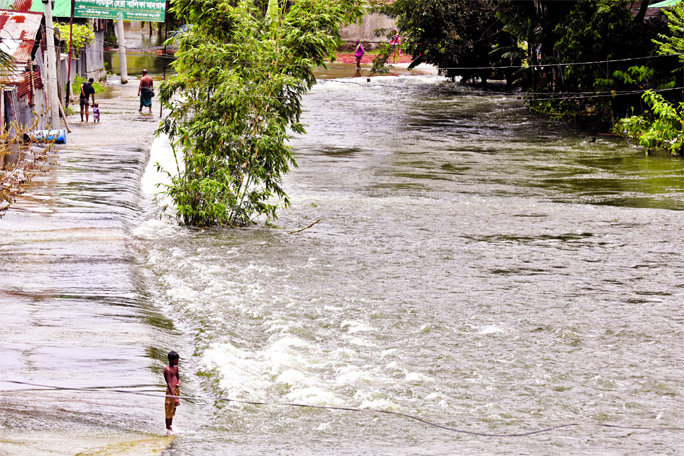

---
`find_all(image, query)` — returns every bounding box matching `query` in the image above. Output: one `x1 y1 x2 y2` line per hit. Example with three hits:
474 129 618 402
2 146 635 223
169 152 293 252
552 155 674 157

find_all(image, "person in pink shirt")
355 39 365 69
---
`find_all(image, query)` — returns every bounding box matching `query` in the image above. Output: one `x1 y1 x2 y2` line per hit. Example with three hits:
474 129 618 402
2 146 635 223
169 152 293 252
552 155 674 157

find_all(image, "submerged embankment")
0 79 183 454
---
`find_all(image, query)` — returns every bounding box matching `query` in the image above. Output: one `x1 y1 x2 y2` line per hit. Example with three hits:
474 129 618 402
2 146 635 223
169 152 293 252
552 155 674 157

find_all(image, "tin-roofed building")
0 9 48 133
1 0 106 91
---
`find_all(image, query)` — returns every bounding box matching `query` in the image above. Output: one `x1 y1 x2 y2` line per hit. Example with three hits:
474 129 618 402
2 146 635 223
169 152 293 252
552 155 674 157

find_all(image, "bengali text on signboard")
74 0 166 22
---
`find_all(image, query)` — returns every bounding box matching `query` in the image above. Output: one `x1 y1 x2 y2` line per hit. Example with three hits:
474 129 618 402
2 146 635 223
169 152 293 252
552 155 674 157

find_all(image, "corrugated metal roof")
0 10 42 84
16 67 43 97
0 0 72 17
12 0 34 12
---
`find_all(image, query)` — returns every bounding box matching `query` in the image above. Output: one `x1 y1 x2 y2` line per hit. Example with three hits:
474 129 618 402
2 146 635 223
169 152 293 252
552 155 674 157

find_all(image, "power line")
329 75 684 103
5 21 684 70
1 380 683 438
426 52 684 72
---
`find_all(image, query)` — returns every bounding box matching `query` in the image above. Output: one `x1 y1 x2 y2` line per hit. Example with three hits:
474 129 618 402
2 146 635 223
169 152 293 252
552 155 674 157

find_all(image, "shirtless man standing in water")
138 69 154 114
164 351 181 435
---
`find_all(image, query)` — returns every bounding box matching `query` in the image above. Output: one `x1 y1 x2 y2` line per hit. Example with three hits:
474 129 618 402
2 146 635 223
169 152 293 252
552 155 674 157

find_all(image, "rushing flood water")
3 73 684 454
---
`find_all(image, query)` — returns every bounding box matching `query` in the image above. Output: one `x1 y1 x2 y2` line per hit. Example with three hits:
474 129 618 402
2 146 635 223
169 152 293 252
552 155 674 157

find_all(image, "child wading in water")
164 351 181 435
92 103 100 123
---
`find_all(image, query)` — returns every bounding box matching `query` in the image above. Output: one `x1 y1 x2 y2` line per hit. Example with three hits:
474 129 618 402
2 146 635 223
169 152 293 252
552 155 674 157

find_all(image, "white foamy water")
134 75 684 455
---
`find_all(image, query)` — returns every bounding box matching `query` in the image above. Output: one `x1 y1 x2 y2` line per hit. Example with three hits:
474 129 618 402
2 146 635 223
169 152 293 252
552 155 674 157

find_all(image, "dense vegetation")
158 0 363 227
377 0 681 132
56 23 95 56
617 2 684 154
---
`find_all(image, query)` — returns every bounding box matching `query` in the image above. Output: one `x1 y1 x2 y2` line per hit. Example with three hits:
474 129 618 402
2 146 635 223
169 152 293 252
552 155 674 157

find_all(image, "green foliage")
370 42 391 74
543 0 675 124
56 23 95 56
0 49 13 79
616 90 684 155
655 1 684 62
381 0 502 82
74 76 105 94
615 2 684 151
370 27 398 74
383 0 677 127
158 0 364 227
610 66 653 87
528 97 584 122
554 0 640 92
492 6 544 89
370 27 403 74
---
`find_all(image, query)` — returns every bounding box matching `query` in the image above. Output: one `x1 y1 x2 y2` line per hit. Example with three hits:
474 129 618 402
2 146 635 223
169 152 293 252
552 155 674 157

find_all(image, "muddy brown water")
1 71 684 455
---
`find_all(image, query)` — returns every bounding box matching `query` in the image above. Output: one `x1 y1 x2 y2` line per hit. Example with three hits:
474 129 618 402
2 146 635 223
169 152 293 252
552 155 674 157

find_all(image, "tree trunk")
634 0 650 24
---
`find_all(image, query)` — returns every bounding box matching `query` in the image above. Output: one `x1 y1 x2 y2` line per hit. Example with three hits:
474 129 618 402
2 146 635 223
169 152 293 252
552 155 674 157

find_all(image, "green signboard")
74 0 166 22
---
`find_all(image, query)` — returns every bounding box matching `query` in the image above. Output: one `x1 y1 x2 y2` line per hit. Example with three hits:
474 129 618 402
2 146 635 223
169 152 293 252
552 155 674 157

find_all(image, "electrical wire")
1 380 683 438
326 75 684 104
5 22 684 103
5 21 684 70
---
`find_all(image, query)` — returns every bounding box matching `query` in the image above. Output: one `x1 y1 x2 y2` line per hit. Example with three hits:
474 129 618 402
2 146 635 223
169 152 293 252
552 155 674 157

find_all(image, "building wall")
340 13 396 49
83 30 106 80
2 87 46 138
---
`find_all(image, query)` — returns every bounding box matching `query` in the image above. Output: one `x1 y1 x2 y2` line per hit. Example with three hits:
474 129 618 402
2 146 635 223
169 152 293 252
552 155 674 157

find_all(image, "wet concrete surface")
0 79 174 454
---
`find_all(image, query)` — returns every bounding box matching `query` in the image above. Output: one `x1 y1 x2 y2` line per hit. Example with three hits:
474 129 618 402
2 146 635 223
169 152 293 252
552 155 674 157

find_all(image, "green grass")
74 76 105 94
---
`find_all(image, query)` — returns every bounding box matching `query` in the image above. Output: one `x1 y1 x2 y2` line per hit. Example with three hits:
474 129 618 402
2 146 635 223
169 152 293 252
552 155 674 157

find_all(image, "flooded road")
2 72 684 454
0 80 178 453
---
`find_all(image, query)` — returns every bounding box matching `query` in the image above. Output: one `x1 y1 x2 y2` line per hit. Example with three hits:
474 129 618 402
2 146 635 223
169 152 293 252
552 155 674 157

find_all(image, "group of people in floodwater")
78 69 154 122
77 33 400 124
76 36 388 123
353 29 401 70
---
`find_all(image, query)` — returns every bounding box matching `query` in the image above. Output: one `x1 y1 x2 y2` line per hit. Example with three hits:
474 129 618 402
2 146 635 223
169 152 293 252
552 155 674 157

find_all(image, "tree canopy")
383 0 503 82
379 0 677 125
158 0 364 227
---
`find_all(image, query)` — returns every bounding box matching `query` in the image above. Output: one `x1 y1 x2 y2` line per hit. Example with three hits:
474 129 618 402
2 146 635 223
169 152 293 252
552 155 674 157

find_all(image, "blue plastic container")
33 129 67 144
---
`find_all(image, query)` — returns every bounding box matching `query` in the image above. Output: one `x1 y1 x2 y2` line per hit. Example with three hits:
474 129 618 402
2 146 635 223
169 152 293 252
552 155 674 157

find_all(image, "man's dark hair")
168 351 179 361
88 78 94 83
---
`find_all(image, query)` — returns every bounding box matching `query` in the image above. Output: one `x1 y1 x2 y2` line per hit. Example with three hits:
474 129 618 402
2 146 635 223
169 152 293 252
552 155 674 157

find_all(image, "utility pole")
42 0 60 127
117 17 128 84
66 0 74 106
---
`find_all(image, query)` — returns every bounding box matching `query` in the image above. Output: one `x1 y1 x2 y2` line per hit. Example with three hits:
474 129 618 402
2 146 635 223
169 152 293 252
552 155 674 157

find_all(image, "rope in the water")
2 380 683 437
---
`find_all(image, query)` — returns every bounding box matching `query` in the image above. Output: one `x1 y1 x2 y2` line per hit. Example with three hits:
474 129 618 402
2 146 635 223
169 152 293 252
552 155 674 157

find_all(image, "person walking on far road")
355 39 365 69
164 351 181 435
138 69 154 114
80 78 96 122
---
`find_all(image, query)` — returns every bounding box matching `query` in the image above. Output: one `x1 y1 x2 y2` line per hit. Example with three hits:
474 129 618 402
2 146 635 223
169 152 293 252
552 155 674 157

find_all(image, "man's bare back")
139 74 154 89
138 69 155 114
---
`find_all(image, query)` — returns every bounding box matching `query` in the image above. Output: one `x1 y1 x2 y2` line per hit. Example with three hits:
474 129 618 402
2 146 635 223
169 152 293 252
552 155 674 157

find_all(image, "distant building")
341 13 396 50
0 9 48 132
0 0 107 132
12 0 107 80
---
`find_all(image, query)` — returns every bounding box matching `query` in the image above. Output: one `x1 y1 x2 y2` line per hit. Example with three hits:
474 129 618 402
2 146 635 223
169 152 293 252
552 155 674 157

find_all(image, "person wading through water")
354 39 365 69
138 69 154 114
79 78 96 122
164 351 181 435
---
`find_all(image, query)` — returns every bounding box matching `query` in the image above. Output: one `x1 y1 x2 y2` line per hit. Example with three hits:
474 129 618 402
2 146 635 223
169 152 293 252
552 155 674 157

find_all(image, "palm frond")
0 49 14 71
